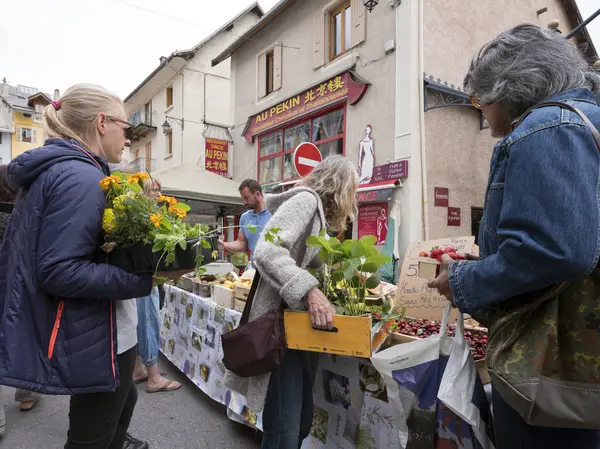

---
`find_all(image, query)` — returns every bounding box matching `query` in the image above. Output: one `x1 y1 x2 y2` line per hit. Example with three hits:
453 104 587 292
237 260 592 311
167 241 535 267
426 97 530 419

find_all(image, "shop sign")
367 160 409 184
358 203 389 245
448 207 461 226
243 71 369 141
356 188 393 204
205 138 229 177
434 187 449 207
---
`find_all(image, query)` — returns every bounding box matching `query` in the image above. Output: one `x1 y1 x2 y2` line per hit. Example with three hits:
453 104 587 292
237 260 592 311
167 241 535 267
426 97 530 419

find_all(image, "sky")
0 0 599 99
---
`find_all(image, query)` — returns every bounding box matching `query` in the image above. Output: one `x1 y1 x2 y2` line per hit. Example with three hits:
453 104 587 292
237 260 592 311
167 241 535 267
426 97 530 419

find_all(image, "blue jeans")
136 287 160 366
492 388 600 449
261 350 318 449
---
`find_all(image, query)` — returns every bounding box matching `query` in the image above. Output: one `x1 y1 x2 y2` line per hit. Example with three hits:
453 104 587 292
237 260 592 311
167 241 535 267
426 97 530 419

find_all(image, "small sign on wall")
358 202 389 245
434 187 449 207
448 207 461 226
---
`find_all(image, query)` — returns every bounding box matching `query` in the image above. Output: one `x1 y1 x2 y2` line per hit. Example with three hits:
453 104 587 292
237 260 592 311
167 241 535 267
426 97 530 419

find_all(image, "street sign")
293 142 322 178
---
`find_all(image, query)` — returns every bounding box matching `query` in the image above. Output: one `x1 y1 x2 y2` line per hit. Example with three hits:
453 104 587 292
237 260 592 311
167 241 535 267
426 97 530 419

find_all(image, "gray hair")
464 24 600 121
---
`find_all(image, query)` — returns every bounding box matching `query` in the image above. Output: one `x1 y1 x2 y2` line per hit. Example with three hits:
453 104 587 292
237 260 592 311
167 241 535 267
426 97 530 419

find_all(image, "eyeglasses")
470 96 483 110
106 116 134 140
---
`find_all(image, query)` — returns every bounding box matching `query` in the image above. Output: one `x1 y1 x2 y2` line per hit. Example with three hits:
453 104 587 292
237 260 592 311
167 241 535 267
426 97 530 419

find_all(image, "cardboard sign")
395 236 476 320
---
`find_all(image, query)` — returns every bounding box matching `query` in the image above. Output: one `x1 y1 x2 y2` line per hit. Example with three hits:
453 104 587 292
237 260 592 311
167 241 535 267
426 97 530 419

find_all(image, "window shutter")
350 0 366 48
273 44 283 91
258 51 267 98
16 126 22 142
313 10 325 69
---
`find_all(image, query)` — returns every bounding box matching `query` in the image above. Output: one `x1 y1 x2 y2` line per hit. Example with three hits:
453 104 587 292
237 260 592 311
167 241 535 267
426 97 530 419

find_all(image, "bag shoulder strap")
515 101 600 151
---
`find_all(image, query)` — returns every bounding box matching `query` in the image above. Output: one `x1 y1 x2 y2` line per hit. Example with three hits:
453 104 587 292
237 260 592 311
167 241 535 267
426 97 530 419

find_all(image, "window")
258 45 282 99
133 148 140 160
0 133 2 145
258 107 345 185
330 2 351 60
34 104 45 113
166 87 173 109
167 131 173 156
266 50 275 96
0 157 3 165
16 126 36 143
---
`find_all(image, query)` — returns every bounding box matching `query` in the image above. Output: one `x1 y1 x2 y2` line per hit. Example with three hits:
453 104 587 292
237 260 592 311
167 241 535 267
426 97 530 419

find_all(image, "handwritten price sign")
395 236 476 320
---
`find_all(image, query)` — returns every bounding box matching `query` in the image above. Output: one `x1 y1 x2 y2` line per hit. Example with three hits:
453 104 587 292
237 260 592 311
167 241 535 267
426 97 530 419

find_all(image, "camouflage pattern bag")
486 101 600 429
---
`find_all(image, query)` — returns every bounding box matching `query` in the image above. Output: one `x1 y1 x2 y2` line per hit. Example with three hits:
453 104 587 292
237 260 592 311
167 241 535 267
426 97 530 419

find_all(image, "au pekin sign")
242 71 369 142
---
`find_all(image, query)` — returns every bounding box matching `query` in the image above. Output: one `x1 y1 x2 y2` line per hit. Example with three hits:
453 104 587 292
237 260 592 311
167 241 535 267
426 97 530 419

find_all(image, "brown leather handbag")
221 270 286 377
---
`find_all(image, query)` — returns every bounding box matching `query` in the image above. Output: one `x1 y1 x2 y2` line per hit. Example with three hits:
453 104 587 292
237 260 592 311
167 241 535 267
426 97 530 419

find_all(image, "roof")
211 0 295 67
0 84 52 113
124 2 264 102
152 164 244 215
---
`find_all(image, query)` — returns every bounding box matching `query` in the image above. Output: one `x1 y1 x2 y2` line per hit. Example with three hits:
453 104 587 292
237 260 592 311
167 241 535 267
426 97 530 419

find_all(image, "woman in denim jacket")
429 24 600 448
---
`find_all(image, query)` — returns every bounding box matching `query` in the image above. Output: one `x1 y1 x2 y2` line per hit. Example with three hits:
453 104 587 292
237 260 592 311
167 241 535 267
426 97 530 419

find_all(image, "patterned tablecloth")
160 285 400 449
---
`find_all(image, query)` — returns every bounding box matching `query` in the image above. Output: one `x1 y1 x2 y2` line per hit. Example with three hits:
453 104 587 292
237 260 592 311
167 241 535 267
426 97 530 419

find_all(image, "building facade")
123 3 264 176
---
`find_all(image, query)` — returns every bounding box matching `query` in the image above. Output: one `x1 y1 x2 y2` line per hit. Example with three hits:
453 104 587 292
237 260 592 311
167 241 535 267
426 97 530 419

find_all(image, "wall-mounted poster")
205 138 229 177
358 202 388 245
358 125 374 184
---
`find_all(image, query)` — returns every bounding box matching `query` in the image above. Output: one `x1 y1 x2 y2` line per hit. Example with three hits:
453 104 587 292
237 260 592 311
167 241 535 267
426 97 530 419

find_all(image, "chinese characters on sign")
243 72 369 141
205 138 229 177
434 187 449 207
448 207 461 226
358 203 389 245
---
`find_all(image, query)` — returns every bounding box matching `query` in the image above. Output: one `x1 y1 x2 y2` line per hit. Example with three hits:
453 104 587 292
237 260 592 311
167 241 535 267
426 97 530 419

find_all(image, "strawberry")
454 253 466 260
418 251 429 258
443 247 456 254
430 248 444 259
445 252 457 259
373 311 382 320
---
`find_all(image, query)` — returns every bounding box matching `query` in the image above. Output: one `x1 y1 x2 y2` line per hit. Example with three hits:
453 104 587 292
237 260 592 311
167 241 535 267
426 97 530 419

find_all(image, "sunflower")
102 208 116 233
99 176 121 191
168 206 187 219
149 213 163 228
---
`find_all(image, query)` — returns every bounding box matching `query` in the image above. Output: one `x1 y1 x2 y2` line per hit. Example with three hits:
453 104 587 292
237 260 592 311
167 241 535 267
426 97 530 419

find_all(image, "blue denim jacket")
449 88 600 314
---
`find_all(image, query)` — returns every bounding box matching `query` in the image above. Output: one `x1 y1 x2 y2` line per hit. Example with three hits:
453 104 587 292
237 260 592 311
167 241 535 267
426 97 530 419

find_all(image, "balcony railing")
130 157 156 173
128 108 157 141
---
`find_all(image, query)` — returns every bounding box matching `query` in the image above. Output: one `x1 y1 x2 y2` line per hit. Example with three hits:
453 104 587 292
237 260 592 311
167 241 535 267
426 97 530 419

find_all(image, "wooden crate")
284 311 390 358
234 299 246 313
212 285 234 309
234 285 250 301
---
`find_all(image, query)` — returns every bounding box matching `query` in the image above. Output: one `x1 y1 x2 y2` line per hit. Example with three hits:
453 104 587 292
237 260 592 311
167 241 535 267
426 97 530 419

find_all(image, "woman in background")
132 178 181 393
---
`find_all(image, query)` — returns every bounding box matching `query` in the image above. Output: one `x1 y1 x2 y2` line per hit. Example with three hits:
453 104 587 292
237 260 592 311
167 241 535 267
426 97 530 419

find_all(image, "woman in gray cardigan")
226 155 359 449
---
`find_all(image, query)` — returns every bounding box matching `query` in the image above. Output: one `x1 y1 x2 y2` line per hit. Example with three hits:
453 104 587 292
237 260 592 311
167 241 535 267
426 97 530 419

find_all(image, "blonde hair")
43 84 123 153
303 155 358 233
143 178 162 197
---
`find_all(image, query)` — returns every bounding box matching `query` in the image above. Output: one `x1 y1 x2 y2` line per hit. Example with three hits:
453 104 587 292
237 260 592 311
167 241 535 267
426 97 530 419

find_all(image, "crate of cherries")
418 246 465 279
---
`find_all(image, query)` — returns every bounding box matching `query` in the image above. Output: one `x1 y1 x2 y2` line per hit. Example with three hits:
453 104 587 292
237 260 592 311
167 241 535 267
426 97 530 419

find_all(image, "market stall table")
160 285 401 448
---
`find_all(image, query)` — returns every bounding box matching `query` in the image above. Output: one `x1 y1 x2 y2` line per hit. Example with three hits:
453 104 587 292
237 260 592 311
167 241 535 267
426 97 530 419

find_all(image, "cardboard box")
418 257 440 279
212 285 234 309
234 286 251 301
234 299 246 313
283 311 392 358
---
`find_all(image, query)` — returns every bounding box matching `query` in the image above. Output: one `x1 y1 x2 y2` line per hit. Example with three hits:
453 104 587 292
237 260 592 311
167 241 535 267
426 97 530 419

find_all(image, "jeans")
492 388 600 449
136 287 160 366
261 350 318 449
65 346 138 449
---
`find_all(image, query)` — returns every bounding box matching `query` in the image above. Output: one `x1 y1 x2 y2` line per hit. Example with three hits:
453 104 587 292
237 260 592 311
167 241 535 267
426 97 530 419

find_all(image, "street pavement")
0 354 261 449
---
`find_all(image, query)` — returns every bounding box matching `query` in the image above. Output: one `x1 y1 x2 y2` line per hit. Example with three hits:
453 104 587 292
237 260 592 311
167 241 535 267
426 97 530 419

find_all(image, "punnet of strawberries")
391 317 487 361
419 246 466 262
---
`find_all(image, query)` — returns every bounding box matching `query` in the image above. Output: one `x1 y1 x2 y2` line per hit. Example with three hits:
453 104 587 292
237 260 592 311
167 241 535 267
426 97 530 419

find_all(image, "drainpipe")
417 0 429 241
180 72 185 166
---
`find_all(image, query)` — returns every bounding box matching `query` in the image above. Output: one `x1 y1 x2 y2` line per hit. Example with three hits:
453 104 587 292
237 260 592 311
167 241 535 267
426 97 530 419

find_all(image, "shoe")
20 400 37 412
123 433 149 449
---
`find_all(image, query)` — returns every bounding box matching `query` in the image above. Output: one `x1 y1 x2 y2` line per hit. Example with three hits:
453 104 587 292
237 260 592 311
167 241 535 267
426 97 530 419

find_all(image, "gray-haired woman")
428 24 600 448
226 155 358 449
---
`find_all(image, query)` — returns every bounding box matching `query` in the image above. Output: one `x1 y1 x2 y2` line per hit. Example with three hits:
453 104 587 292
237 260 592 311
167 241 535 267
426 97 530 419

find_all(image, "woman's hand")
427 254 456 306
307 288 336 330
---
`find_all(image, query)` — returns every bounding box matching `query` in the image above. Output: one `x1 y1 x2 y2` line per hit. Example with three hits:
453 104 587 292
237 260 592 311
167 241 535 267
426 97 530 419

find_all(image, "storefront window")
257 107 345 185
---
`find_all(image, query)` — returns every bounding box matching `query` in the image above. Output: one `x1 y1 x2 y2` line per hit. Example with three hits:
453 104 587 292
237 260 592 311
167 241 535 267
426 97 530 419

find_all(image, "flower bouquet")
99 172 212 277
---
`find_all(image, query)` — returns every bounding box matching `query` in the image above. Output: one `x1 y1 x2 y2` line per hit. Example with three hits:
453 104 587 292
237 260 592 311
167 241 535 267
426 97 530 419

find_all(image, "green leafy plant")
306 231 395 317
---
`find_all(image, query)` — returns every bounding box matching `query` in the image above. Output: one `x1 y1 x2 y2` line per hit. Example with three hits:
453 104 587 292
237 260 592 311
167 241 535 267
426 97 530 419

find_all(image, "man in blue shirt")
218 179 271 267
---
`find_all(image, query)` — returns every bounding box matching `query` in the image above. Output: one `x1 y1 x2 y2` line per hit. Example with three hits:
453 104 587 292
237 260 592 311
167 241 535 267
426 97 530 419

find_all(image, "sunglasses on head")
106 116 135 140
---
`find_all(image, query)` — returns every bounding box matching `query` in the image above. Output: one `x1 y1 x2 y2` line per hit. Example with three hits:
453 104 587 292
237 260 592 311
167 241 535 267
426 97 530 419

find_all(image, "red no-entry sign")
293 142 322 178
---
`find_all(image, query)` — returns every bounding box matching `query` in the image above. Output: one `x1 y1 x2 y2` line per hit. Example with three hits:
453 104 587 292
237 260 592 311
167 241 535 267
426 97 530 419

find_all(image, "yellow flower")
169 206 187 219
128 172 151 185
99 176 120 190
158 195 178 206
150 213 163 228
102 208 116 233
112 195 128 211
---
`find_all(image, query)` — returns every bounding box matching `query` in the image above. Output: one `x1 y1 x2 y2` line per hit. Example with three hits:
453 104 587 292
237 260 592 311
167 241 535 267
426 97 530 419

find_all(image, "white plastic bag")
371 304 494 449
